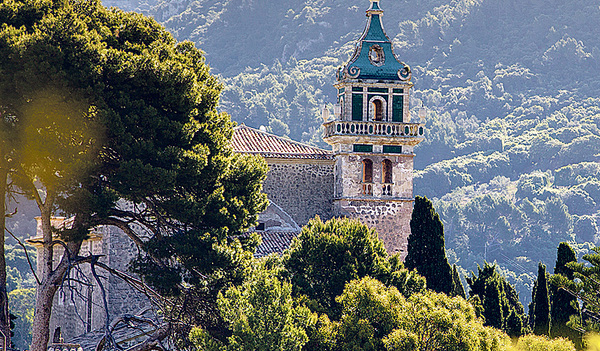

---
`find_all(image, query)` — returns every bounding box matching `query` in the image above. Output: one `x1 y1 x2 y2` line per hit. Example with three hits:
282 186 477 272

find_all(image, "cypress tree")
467 262 528 337
451 264 466 298
406 196 454 295
483 277 504 329
550 243 581 347
531 263 551 336
528 278 538 329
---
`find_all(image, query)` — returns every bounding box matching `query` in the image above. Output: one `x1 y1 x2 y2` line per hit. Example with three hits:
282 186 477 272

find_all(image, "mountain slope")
101 0 600 308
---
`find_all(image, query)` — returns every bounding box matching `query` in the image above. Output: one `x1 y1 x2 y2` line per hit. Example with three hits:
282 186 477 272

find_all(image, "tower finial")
367 0 383 15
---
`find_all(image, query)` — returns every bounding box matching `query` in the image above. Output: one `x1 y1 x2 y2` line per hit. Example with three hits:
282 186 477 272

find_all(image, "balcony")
382 183 393 196
323 120 424 145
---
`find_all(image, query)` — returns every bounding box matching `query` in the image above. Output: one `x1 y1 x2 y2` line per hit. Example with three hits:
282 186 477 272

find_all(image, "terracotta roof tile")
232 125 333 160
254 231 299 257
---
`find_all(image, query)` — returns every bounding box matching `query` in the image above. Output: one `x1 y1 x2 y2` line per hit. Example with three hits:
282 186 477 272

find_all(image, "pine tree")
451 264 466 298
406 196 454 295
531 263 551 336
1 1 269 348
550 243 581 347
283 217 426 318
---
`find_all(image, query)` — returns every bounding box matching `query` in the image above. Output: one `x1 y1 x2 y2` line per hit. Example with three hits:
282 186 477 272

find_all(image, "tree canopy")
406 196 455 296
283 217 425 318
530 263 551 336
467 262 528 337
0 0 268 348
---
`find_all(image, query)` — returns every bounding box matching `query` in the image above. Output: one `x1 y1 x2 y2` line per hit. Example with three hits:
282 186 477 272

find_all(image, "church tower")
323 0 425 258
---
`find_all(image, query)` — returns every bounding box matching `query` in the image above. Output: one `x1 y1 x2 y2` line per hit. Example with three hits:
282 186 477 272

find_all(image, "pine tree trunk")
30 195 83 351
31 206 54 351
31 240 83 351
0 166 11 349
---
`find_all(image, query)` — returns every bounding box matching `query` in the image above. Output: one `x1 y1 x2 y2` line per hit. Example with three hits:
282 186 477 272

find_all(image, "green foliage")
550 247 600 335
550 243 582 348
4 244 36 292
283 217 425 317
406 196 455 295
530 263 551 336
9 288 35 350
452 264 467 299
190 261 315 351
467 262 528 337
120 0 600 316
1 1 271 346
314 276 512 351
512 334 575 351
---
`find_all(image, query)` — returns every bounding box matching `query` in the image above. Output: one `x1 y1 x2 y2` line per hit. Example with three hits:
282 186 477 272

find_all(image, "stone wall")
43 223 151 345
45 228 107 342
335 199 414 259
334 152 414 199
262 159 335 226
104 225 151 322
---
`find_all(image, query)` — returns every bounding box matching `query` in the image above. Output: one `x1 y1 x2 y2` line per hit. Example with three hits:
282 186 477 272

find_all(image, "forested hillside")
97 0 600 309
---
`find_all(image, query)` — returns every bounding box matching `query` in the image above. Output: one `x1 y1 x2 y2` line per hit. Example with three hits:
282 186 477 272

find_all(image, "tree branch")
5 227 41 285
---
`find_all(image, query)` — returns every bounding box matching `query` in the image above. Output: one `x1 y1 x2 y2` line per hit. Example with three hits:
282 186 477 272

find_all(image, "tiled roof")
69 308 158 351
231 124 333 160
255 231 299 257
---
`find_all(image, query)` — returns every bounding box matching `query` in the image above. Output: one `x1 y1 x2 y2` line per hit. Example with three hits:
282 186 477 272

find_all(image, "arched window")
382 159 393 196
362 159 373 183
382 159 393 183
369 96 387 121
373 99 383 121
362 159 373 195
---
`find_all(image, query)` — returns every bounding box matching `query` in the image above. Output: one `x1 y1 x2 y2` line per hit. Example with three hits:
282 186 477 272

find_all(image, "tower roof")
338 0 411 83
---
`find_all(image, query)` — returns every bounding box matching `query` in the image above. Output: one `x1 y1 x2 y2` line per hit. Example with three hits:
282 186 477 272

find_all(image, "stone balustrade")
323 120 424 139
48 343 83 351
382 183 393 196
362 183 374 196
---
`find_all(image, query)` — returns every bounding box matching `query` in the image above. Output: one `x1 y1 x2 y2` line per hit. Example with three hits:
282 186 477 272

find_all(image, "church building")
236 0 424 258
30 0 425 347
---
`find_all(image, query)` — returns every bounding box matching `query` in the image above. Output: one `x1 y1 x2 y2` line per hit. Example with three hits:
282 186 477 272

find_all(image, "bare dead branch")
27 239 71 253
94 262 169 307
5 226 41 285
122 324 169 351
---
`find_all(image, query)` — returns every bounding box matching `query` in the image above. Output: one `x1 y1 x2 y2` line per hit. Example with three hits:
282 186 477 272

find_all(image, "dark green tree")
467 262 528 337
406 196 454 295
484 277 504 329
551 246 600 337
283 217 425 318
549 243 582 347
0 0 268 349
530 263 551 336
451 264 466 299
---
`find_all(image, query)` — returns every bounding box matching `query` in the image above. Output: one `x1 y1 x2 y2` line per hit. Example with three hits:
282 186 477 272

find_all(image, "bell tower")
323 0 425 257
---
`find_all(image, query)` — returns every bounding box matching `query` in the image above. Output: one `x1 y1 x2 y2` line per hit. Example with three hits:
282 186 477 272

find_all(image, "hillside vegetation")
97 0 600 308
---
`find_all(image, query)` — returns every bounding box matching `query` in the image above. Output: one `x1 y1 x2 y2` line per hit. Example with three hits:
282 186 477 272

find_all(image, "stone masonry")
262 159 335 226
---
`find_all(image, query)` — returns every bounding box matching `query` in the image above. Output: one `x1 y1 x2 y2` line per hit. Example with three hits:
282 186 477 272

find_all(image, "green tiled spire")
338 0 411 82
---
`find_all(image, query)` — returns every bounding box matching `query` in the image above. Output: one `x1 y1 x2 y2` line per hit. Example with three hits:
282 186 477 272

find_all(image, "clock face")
369 45 385 66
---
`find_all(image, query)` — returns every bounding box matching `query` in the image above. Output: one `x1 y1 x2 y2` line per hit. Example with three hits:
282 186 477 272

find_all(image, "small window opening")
256 223 265 231
373 99 383 121
382 159 393 184
363 159 373 183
